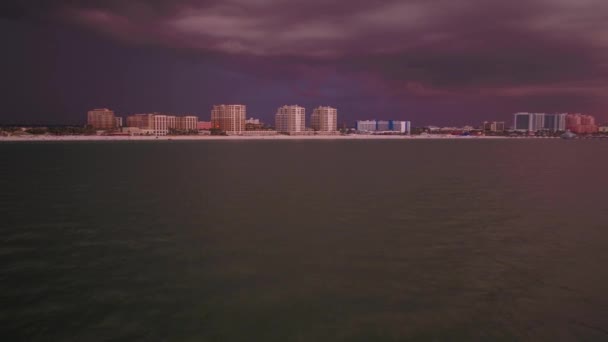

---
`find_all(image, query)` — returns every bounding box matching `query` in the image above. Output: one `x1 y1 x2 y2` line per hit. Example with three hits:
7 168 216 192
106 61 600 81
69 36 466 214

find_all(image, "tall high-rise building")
211 105 246 134
275 105 306 134
87 108 117 129
126 114 153 130
514 112 566 132
176 116 198 131
391 121 411 134
543 113 567 132
514 112 539 131
566 113 598 134
311 106 337 132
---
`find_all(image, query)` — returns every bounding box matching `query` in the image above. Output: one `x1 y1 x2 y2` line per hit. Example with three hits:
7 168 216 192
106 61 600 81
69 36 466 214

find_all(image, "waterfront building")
376 120 390 131
356 120 376 132
126 113 151 130
599 125 608 133
197 121 212 130
543 113 567 132
152 115 168 136
275 106 306 134
211 104 246 134
355 120 411 134
482 121 506 132
514 112 538 132
392 121 412 134
87 108 117 130
115 117 123 128
514 113 567 132
311 106 338 132
566 113 598 134
245 117 264 131
176 116 198 131
166 115 177 130
126 113 169 135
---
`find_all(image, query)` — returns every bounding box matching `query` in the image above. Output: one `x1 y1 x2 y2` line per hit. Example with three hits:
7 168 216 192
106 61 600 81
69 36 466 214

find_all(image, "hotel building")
514 112 566 132
356 120 411 134
482 121 506 132
211 104 246 134
87 108 117 129
566 114 598 134
176 116 198 131
356 120 377 132
275 105 306 134
126 113 169 136
311 106 338 132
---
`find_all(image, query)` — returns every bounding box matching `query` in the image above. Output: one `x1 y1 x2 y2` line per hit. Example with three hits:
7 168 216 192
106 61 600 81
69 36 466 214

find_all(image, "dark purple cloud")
2 0 608 125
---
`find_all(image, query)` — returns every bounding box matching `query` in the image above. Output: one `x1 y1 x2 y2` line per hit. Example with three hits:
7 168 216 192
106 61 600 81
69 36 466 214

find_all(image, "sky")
2 0 608 126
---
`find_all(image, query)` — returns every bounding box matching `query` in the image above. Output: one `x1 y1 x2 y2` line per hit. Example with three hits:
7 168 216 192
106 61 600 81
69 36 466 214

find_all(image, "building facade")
311 106 337 132
176 116 198 131
376 120 390 131
356 120 376 132
275 105 306 134
87 108 117 129
514 112 566 132
126 113 170 135
482 121 506 132
355 120 411 134
197 121 212 130
391 121 411 134
211 105 246 134
566 113 598 134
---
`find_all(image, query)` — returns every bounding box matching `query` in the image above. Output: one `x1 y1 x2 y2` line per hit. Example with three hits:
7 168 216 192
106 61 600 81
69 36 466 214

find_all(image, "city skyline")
2 1 608 125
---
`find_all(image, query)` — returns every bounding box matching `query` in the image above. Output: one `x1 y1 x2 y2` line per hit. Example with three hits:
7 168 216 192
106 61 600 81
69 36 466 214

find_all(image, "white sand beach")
0 134 528 142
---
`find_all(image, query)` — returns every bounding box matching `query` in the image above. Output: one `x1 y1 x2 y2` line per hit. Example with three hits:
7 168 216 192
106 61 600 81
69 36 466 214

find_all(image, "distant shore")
0 134 540 142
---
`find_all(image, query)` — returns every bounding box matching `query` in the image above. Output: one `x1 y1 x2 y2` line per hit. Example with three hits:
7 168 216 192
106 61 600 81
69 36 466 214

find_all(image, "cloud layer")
3 0 608 123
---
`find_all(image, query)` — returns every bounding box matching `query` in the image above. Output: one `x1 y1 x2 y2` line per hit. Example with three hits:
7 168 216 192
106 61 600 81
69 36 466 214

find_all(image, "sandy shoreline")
0 134 534 142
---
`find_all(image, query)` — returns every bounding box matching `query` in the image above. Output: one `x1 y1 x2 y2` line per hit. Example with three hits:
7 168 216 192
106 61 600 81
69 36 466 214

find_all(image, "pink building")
197 121 212 130
566 113 598 134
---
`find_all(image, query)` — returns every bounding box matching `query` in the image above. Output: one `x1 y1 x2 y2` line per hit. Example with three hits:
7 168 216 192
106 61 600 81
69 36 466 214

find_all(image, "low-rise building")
482 121 505 132
355 120 411 134
197 121 212 130
356 120 376 132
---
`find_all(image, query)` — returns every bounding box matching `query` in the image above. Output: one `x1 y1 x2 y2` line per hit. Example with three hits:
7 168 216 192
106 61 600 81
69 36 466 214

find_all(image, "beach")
0 134 526 142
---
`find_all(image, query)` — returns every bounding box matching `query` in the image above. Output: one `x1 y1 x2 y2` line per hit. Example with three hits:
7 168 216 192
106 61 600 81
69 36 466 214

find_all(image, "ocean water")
1 139 608 341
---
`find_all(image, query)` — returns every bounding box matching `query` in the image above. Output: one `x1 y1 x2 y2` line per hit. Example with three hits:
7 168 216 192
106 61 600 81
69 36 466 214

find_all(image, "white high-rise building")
275 105 306 134
514 112 567 132
153 115 168 136
311 106 337 132
211 105 246 134
356 120 377 132
392 121 411 134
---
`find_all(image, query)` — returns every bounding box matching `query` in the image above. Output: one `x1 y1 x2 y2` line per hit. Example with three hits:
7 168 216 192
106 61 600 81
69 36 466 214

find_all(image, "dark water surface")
2 140 608 341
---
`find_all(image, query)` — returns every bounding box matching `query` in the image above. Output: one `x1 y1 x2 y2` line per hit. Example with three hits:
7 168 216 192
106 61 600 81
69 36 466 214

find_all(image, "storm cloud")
2 0 608 124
